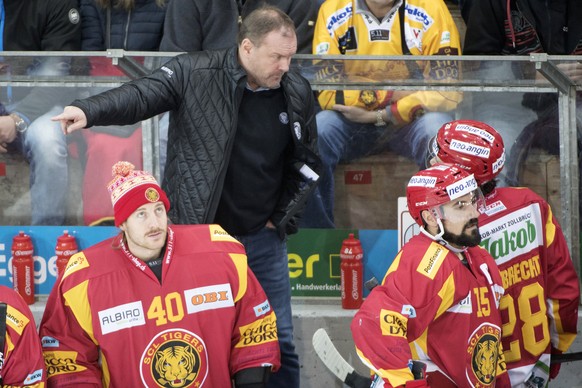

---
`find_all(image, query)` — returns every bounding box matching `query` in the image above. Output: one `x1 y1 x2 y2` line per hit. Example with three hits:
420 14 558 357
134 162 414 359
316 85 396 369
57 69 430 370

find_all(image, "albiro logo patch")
99 301 145 335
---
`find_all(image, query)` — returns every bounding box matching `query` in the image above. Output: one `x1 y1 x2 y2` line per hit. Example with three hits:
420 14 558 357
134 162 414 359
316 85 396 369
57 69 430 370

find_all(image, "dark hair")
480 180 497 196
238 4 295 46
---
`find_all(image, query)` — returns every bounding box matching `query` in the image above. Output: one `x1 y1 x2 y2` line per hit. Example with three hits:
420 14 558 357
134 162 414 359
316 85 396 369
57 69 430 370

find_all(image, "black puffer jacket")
71 47 321 236
80 0 167 50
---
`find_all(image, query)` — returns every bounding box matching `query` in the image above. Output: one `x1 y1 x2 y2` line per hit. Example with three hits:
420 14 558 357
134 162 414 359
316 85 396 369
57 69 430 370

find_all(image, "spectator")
0 0 81 225
159 0 239 52
0 285 46 386
352 163 510 387
463 0 582 188
160 0 318 54
51 6 321 387
428 119 580 386
240 1 319 54
78 0 168 226
301 0 462 228
39 161 281 386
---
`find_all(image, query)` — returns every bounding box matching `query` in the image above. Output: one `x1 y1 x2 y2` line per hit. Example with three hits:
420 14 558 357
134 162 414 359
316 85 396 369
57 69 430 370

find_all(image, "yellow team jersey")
313 0 462 123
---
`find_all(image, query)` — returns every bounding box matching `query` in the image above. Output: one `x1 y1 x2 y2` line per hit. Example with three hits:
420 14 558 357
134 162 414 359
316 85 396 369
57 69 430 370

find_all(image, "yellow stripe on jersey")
550 298 577 352
417 242 448 279
62 252 90 280
229 253 248 303
545 205 556 247
64 280 98 345
410 330 429 360
6 304 29 336
435 273 456 319
383 251 403 283
209 224 240 244
102 353 111 387
355 347 414 387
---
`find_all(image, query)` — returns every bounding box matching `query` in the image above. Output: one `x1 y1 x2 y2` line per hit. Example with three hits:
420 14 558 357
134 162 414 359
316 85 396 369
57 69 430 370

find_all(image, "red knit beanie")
107 161 170 226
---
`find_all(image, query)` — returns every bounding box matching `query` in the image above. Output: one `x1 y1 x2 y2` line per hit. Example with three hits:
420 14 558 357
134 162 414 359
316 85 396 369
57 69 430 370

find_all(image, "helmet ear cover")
431 120 506 186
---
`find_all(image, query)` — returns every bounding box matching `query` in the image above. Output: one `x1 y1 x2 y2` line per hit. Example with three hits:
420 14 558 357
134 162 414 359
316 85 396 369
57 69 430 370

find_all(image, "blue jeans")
16 106 68 225
301 110 453 228
235 227 299 388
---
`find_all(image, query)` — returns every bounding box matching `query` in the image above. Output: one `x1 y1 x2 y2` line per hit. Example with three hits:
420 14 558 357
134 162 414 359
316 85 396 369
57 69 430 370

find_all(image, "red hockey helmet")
407 163 483 226
428 120 505 186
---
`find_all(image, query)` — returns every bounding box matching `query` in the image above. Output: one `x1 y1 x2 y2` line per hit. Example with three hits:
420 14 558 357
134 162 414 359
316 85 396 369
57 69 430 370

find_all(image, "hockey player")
352 163 510 387
428 120 580 386
39 161 280 387
0 285 46 387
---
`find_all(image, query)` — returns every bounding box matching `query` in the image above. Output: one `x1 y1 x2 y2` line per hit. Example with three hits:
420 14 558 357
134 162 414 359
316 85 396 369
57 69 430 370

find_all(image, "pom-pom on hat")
107 161 170 226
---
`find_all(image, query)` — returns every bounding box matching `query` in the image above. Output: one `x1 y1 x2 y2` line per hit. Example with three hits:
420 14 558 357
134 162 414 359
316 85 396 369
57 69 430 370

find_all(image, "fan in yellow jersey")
301 0 463 228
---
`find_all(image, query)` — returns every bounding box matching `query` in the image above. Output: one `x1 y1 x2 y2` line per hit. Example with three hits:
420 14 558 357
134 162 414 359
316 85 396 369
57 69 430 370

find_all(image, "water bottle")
11 231 35 304
340 233 363 309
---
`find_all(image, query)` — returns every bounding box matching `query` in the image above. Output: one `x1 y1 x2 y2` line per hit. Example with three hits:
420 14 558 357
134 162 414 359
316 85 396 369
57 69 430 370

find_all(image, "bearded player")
352 163 510 387
428 120 579 386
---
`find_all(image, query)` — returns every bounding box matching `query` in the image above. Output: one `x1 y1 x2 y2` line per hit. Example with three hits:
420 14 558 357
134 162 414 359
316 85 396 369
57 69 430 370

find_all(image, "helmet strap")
420 219 466 253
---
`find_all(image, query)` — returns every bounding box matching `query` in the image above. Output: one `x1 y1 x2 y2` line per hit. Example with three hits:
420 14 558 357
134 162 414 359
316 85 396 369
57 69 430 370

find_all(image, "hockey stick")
312 328 372 388
551 352 582 364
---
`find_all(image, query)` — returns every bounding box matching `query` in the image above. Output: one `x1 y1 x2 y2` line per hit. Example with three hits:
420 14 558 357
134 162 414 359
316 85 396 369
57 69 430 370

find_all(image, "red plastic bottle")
340 233 363 309
11 231 35 304
55 231 78 278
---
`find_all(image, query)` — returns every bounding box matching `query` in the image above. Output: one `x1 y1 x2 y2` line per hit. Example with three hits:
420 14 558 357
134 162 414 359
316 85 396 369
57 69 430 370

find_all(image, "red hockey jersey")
352 233 509 387
39 224 280 387
0 285 46 387
478 187 579 385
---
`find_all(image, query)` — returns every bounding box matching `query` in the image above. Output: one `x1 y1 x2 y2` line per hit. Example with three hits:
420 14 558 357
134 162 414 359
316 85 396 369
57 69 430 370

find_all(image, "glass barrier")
0 52 579 274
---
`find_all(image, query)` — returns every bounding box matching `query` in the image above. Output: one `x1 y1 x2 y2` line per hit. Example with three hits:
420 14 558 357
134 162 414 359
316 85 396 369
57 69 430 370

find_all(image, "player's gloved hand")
550 347 562 380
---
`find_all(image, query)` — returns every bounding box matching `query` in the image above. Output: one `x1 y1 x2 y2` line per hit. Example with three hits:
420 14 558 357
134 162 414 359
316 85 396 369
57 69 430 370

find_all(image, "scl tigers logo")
467 324 503 387
473 337 497 384
140 329 208 387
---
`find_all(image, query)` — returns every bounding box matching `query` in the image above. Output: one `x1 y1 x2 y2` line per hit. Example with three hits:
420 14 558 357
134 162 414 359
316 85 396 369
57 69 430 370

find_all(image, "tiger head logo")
474 339 497 384
154 345 199 387
140 329 208 387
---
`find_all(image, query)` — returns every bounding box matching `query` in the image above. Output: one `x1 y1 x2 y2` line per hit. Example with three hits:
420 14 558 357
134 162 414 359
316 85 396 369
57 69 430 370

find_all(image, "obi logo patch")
140 329 208 387
44 351 87 377
235 312 278 348
98 301 146 335
380 309 407 338
184 284 234 314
